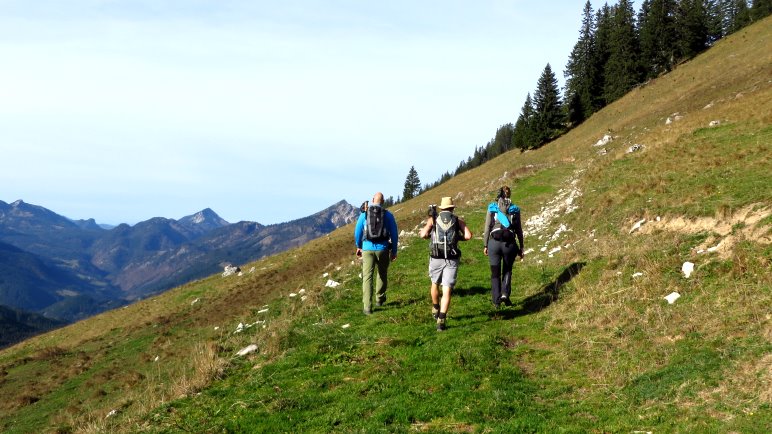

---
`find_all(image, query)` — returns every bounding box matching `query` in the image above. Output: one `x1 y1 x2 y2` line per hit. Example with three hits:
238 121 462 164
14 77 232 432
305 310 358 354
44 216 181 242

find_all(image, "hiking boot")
436 318 446 331
376 300 384 307
432 306 439 320
500 296 513 307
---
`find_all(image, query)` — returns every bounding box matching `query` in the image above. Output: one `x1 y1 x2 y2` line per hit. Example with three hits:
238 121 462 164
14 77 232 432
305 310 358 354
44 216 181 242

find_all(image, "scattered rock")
664 292 681 304
593 134 613 147
191 298 200 306
709 120 720 127
341 324 350 329
222 265 240 277
236 344 258 356
682 261 695 278
626 144 644 153
325 279 341 288
632 272 644 278
629 218 647 234
666 113 683 125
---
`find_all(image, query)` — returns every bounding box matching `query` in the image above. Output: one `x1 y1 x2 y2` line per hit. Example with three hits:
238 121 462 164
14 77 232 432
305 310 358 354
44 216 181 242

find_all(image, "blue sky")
0 1 634 225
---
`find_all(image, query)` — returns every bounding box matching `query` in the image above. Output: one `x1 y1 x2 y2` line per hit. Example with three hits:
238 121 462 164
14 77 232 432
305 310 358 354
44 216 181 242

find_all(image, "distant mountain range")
0 199 358 345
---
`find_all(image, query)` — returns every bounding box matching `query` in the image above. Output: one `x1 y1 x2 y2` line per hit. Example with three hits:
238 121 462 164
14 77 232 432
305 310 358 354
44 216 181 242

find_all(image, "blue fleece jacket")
488 202 520 228
354 208 398 255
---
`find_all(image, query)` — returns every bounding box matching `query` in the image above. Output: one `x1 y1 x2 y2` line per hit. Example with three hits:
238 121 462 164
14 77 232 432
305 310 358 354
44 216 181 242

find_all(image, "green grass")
143 230 572 432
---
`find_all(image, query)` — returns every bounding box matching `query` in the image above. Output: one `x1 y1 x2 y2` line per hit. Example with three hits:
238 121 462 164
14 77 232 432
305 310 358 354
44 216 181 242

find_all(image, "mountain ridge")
0 198 359 329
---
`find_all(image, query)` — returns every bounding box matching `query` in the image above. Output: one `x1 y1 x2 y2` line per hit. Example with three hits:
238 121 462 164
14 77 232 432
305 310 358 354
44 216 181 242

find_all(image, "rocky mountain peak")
178 208 230 229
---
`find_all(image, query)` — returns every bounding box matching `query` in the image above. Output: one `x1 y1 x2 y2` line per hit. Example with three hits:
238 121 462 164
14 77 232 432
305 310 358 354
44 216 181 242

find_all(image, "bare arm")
458 219 473 241
419 219 433 239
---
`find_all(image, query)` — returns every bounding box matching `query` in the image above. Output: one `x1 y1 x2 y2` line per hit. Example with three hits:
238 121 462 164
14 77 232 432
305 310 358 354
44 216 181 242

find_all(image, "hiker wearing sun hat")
419 196 473 331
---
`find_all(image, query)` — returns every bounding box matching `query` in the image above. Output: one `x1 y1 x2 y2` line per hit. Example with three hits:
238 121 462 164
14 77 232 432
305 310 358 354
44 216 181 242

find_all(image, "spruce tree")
402 166 421 201
638 0 679 78
722 0 752 34
676 0 710 59
492 123 514 156
604 0 641 103
592 4 614 108
512 93 538 150
565 1 598 124
532 63 564 146
704 0 725 43
751 0 772 20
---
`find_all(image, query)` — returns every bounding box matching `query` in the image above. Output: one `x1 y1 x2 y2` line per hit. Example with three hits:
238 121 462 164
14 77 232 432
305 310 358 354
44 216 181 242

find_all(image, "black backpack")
488 200 517 243
364 205 388 241
430 211 461 259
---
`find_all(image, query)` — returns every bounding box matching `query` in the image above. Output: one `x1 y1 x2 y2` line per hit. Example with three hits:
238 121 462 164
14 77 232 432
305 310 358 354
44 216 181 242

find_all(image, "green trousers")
362 249 390 312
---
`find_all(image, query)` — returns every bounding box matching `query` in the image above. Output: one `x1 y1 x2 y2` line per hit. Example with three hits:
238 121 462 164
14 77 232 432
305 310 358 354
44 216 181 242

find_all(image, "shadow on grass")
493 262 586 320
456 286 490 297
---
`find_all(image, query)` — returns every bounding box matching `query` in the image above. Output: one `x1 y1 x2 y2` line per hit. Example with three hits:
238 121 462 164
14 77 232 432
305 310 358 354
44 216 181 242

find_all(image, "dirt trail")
634 204 771 258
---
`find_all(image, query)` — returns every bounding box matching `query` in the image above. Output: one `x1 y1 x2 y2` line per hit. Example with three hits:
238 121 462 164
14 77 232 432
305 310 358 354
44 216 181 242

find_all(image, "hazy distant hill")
0 241 109 315
0 198 358 328
0 304 66 349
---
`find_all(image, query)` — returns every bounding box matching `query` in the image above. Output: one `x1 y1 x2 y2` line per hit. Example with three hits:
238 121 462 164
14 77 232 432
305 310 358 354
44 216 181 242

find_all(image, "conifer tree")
492 123 514 156
565 1 598 124
532 63 564 146
704 0 725 43
638 0 679 78
676 0 710 59
402 166 421 201
751 0 772 20
592 4 614 108
604 0 641 103
512 93 538 150
722 0 752 34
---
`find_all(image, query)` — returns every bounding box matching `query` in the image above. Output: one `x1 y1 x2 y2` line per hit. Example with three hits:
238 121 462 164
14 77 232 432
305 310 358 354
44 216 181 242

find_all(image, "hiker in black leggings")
483 186 524 308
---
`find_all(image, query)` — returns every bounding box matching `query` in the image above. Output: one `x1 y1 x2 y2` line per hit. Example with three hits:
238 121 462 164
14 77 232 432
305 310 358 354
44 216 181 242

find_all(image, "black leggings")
488 238 519 304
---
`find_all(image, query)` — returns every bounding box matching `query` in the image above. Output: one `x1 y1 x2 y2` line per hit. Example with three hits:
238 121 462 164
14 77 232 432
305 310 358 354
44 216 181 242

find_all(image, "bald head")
372 192 384 205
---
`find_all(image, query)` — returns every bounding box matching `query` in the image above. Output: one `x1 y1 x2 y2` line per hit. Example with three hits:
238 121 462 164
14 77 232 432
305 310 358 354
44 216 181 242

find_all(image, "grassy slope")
1 17 770 433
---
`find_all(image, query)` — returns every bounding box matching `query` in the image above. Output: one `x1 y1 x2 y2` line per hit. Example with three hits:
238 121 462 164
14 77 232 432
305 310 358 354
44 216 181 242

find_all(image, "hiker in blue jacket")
354 192 399 315
483 186 524 308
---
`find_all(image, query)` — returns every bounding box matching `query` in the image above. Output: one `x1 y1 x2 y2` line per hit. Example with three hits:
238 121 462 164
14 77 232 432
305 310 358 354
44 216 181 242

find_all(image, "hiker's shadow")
457 286 489 297
494 261 586 320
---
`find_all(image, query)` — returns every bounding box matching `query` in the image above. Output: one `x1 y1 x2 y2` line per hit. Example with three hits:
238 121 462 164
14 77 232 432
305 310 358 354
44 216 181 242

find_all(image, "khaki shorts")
429 257 459 287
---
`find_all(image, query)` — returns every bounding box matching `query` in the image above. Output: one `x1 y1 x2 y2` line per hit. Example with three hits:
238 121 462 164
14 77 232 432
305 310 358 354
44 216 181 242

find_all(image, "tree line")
399 0 770 199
